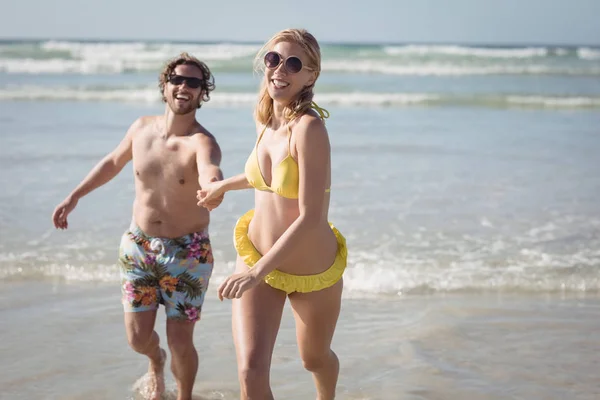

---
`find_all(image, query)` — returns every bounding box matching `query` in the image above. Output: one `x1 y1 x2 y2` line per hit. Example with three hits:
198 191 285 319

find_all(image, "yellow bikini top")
245 102 330 199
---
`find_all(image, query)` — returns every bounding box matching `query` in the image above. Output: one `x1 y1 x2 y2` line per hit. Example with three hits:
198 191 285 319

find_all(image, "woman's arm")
219 173 253 192
196 172 252 209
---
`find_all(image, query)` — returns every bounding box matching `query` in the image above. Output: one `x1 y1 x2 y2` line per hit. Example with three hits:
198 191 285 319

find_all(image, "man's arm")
70 120 137 199
195 132 224 189
52 118 139 229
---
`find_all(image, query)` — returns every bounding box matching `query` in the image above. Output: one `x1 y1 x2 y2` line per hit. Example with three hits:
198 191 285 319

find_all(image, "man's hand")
52 195 78 229
197 179 224 211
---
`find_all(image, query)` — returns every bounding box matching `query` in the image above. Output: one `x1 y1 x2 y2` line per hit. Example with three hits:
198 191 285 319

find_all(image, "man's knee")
127 330 154 354
167 325 195 357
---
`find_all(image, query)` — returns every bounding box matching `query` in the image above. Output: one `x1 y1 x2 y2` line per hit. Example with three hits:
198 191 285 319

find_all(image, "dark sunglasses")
263 51 313 74
168 75 203 89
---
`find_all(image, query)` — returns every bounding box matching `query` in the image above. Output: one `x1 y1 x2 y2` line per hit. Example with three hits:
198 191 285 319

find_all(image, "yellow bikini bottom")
233 209 347 294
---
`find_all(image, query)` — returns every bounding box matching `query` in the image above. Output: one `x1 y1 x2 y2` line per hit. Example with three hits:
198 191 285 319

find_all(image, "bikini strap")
285 102 330 154
256 116 271 146
310 101 330 121
286 124 293 154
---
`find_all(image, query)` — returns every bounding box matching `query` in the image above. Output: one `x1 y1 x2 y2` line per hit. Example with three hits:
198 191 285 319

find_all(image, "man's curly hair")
159 52 215 109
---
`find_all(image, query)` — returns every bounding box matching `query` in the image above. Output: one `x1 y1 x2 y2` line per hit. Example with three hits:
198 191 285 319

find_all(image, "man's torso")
130 116 210 238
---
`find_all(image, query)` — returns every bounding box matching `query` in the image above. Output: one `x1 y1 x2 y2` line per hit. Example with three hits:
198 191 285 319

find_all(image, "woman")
197 29 346 400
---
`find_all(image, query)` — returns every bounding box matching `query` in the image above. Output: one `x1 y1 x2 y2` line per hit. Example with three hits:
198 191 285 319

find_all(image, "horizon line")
0 36 598 48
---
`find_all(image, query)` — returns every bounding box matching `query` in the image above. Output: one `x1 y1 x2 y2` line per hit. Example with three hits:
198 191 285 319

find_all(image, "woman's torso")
245 117 337 275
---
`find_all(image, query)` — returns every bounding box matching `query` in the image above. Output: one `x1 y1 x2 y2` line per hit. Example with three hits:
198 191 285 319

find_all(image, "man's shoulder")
132 115 160 129
126 115 160 138
190 125 218 146
190 125 221 164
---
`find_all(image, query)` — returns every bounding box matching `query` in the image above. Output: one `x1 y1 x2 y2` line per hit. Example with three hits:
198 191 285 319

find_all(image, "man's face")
164 64 204 115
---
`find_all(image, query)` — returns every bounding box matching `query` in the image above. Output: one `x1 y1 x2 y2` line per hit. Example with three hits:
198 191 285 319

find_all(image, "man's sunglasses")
263 51 313 74
168 75 203 89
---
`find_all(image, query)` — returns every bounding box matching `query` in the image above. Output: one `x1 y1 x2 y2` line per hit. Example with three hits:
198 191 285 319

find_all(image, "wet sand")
1 280 599 399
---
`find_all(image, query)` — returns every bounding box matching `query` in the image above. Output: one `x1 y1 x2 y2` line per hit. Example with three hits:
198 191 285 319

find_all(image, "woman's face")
264 41 316 105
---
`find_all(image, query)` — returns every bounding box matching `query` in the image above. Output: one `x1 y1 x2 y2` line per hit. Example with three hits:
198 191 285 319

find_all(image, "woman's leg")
232 256 287 399
289 279 343 400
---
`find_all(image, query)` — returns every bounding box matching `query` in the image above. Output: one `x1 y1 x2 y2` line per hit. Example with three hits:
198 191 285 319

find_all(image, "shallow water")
1 282 599 399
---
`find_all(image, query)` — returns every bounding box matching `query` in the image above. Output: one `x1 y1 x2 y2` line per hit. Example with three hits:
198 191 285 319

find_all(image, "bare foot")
146 348 166 400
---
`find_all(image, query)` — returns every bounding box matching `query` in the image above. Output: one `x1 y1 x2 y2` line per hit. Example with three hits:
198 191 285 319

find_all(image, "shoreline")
2 281 599 399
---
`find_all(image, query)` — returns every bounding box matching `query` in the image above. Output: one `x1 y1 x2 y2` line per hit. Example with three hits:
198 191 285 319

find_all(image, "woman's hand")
197 180 224 211
217 271 260 300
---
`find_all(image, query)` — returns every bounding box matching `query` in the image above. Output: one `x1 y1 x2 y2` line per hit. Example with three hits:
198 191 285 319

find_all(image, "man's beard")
169 97 197 115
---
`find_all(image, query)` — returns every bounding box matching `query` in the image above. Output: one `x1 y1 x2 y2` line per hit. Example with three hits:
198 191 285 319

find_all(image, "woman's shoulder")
290 112 330 155
292 110 327 137
254 119 267 136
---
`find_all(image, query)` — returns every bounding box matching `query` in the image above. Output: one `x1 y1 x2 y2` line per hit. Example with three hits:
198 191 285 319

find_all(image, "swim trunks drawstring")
150 238 166 255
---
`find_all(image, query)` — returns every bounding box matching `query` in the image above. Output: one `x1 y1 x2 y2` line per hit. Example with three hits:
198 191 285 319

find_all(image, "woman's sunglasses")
263 51 313 74
168 75 203 89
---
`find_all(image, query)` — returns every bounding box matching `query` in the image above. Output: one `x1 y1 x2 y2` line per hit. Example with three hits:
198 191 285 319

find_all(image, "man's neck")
162 108 198 138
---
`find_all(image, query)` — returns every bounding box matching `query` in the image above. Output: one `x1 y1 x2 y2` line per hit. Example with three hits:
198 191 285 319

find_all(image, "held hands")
52 195 78 229
217 270 261 301
196 179 224 211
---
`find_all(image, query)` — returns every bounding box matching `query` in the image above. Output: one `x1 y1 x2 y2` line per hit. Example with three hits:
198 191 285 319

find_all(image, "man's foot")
145 348 166 400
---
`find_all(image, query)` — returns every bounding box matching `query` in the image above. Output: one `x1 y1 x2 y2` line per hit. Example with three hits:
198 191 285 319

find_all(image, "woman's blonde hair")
253 29 321 125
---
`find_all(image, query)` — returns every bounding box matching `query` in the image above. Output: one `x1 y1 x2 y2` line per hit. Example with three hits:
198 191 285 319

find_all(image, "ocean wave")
577 47 600 60
322 60 600 76
1 41 599 77
0 58 156 74
506 95 600 108
2 58 597 76
383 45 550 58
0 87 436 106
0 86 255 104
1 86 599 109
0 41 259 74
40 41 260 61
2 251 599 296
382 45 600 61
2 52 599 76
343 255 600 296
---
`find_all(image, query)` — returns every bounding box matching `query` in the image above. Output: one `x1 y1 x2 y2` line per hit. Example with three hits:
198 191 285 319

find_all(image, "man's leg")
124 310 166 400
167 319 197 400
119 225 167 399
162 229 214 399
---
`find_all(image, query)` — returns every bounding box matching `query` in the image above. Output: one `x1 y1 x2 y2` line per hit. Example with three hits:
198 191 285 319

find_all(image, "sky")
1 0 598 45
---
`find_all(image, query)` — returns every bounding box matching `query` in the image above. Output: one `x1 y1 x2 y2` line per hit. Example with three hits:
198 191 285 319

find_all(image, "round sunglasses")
263 51 314 74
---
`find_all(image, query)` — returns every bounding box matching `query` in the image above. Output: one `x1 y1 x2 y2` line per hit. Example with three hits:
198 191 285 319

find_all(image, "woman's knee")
301 349 338 372
238 353 271 391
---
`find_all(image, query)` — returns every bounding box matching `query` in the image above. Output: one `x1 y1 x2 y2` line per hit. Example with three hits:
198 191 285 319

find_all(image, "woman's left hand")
218 271 260 300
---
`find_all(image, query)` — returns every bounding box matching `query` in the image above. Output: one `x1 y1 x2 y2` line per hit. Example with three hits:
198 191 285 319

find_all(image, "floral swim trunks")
118 222 214 322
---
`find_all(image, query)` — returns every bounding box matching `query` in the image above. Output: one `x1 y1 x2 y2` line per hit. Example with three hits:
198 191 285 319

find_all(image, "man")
51 52 223 400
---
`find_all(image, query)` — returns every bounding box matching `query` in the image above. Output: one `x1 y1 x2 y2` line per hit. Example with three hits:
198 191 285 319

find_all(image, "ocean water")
1 40 600 399
1 39 599 294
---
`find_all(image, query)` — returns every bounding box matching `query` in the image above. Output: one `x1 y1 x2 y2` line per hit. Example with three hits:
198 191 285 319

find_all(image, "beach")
2 281 600 399
1 40 600 399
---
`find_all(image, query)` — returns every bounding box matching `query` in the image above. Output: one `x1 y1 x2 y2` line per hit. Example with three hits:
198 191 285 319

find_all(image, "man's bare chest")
132 136 197 185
